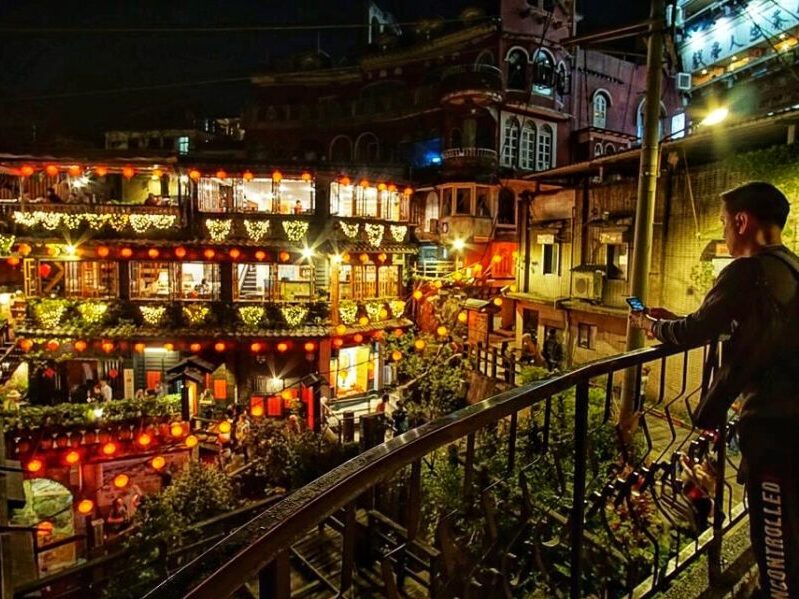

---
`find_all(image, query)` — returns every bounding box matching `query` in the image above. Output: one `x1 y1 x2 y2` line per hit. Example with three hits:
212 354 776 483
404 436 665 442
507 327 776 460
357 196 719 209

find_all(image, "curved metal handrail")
441 63 503 79
147 343 699 599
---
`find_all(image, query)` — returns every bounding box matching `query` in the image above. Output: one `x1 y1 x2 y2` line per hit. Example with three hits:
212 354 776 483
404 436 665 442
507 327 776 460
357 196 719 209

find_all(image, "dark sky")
0 0 646 146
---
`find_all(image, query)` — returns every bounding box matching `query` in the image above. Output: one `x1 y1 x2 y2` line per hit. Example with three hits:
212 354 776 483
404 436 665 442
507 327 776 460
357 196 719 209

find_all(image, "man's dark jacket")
652 245 799 428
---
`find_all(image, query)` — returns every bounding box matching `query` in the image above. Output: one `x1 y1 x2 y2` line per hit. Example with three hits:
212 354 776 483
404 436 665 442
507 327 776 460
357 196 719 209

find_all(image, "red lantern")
378 182 387 191
276 342 288 353
339 176 351 186
148 248 160 259
163 343 174 352
19 339 33 352
137 433 152 446
68 165 82 177
96 246 110 258
122 166 135 179
43 367 56 378
45 165 59 177
120 248 133 258
101 341 114 353
301 171 312 182
189 342 202 353
333 338 344 348
152 168 163 179
95 166 108 177
360 179 369 188
102 442 116 456
250 342 263 353
74 340 87 352
353 333 364 343
189 169 201 181
175 246 187 259
254 250 266 261
6 257 20 267
20 165 35 177
214 341 226 352
65 450 80 465
46 340 59 352
134 342 146 353
243 170 254 181
403 186 413 196
229 248 241 260
38 263 52 278
107 368 119 379
388 184 397 192
203 249 216 260
303 341 316 352
17 243 31 256
216 169 228 180
271 170 283 182
77 499 94 515
279 251 290 262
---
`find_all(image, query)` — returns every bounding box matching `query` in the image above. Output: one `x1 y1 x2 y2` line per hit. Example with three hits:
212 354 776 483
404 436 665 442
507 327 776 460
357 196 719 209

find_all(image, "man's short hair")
720 181 790 229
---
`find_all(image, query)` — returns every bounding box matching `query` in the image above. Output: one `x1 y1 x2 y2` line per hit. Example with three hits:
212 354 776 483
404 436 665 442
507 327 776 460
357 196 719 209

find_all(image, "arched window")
355 132 380 162
636 100 667 140
536 124 554 171
506 48 528 90
592 91 610 129
594 143 604 157
475 50 495 67
532 49 555 96
502 117 520 167
329 136 353 162
604 143 616 155
519 122 537 170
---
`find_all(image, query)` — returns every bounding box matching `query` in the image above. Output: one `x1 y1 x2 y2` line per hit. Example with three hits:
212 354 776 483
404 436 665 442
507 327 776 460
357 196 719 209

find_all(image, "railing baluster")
407 460 421 541
570 381 590 599
259 551 290 599
490 347 498 380
507 411 518 474
341 502 356 593
464 433 476 506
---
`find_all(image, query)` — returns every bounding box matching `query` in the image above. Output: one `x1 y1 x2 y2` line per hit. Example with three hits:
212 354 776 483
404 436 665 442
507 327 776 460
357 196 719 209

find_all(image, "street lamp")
701 107 729 127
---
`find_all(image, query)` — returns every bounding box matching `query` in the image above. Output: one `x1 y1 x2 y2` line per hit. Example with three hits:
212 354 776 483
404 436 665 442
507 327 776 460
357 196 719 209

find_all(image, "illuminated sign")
679 0 799 73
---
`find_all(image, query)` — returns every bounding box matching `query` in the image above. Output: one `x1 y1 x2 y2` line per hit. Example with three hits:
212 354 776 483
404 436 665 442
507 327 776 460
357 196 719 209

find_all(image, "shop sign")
536 233 555 245
599 231 623 244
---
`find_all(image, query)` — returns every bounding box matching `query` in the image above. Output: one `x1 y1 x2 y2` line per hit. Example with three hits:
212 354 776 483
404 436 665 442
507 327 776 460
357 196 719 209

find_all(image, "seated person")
194 278 211 295
143 193 160 206
46 187 63 203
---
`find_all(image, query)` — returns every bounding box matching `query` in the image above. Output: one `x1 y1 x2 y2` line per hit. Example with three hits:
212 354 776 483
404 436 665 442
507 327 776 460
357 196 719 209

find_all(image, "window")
606 244 628 280
497 188 516 225
130 262 172 300
636 100 666 140
519 122 537 170
541 243 559 275
177 136 190 155
441 187 453 216
455 187 471 215
532 50 555 96
556 61 569 95
502 117 520 167
536 124 554 171
177 262 220 300
604 143 616 156
377 264 400 297
577 323 597 350
671 113 686 139
594 143 604 157
506 49 528 90
273 264 314 301
330 181 354 216
130 262 220 300
235 263 273 301
592 92 609 129
476 187 492 218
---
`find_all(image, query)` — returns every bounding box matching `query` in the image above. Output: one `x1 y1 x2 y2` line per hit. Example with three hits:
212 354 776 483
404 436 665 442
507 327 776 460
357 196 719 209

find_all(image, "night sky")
0 0 646 146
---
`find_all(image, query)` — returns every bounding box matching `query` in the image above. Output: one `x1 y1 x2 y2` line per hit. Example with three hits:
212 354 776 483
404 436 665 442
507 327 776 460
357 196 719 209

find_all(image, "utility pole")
619 0 666 431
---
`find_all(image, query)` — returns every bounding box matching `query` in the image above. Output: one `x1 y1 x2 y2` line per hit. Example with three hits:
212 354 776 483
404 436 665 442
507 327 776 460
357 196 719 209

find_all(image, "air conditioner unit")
676 72 692 91
573 271 603 301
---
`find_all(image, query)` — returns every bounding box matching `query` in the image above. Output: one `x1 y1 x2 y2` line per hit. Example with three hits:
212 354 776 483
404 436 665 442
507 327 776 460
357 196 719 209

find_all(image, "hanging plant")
13 212 39 228
77 302 108 326
83 214 110 230
338 300 358 325
365 302 384 322
39 213 62 231
365 223 384 247
182 305 210 326
129 214 154 234
149 215 176 230
280 305 309 328
205 218 233 242
282 220 309 242
238 306 265 328
31 299 68 328
390 224 407 242
140 305 167 326
389 300 406 318
0 234 15 255
244 219 271 242
339 221 360 238
107 214 129 231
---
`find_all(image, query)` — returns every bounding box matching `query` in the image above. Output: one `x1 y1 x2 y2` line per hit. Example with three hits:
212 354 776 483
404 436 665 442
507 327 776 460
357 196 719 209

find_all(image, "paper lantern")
218 421 231 434
174 246 187 259
113 474 129 489
137 433 152 447
436 326 448 337
281 389 294 401
458 311 468 323
38 264 51 278
20 165 34 177
353 333 364 343
229 248 241 260
276 342 288 353
122 166 135 179
335 324 346 335
26 458 43 473
95 166 108 177
6 257 19 267
214 341 226 352
68 165 82 177
279 251 290 262
203 249 216 260
46 340 60 352
412 290 423 300
414 339 426 351
102 341 114 353
243 170 254 181
333 338 344 348
150 456 166 471
120 248 133 258
45 165 59 177
403 186 413 196
372 330 384 340
96 246 110 258
378 252 387 262
453 271 463 282
342 253 351 263
254 250 266 261
271 170 282 182
74 341 87 352
65 450 80 465
387 184 397 192
303 341 316 352
163 343 174 352
357 316 368 327
250 342 263 353
77 499 95 515
152 168 163 179
185 435 198 448
493 297 503 307
492 254 502 264
301 171 312 181
189 169 201 181
251 404 264 417
43 367 56 378
102 442 116 456
19 339 33 352
170 423 184 437
391 350 402 361
17 243 31 256
379 308 388 319
359 253 369 264
339 176 351 186
148 248 160 259
189 342 202 353
134 343 146 353
377 183 387 191
216 169 228 179
473 263 483 273
434 280 443 289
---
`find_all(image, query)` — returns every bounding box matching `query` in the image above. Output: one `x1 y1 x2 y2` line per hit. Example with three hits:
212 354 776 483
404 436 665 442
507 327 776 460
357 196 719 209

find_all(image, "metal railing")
441 147 499 161
413 260 455 278
146 340 747 599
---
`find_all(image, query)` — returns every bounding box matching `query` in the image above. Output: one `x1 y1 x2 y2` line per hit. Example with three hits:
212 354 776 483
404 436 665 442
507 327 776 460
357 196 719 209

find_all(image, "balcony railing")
440 64 504 105
441 147 498 161
145 340 748 599
413 259 455 278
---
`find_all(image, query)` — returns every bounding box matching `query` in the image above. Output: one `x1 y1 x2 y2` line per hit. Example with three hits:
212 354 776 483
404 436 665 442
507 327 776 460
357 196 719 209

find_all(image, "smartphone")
625 296 646 312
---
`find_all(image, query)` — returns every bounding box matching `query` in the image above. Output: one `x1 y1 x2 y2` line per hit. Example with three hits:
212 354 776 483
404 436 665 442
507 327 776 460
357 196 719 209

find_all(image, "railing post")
340 502 356 593
570 381 590 599
708 417 728 584
259 551 290 599
490 347 498 380
463 433 475 506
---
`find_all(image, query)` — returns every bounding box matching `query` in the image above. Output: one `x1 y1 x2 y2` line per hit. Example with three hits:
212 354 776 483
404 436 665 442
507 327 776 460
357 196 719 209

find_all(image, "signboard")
536 233 555 245
599 231 624 244
679 0 799 73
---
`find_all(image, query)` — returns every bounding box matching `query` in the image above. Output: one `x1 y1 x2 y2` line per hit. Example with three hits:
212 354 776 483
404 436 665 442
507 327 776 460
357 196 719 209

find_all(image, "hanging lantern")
335 324 346 335
377 183 387 191
189 169 201 181
342 252 351 263
216 169 228 180
17 243 31 256
250 342 263 353
101 341 114 353
26 458 43 473
152 168 163 180
218 421 232 434
122 166 135 179
391 350 402 362
65 450 80 465
68 165 82 177
493 297 503 307
102 442 116 456
43 367 56 378
134 343 146 353
148 248 160 259
509 283 517 293
20 165 35 177
301 171 312 182
229 248 241 260
373 330 384 340
243 170 254 181
170 423 184 438
108 368 119 379
38 263 52 278
271 170 283 182
412 290 423 300
281 389 294 401
251 404 264 417
45 165 59 177
214 341 226 353
255 250 267 261
379 308 388 319
203 248 216 260
353 333 364 344
414 339 426 351
359 253 369 264
185 435 199 448
333 338 344 348
279 251 290 262
433 280 443 289
137 433 152 447
6 257 20 267
276 342 288 353
120 248 133 258
436 326 448 337
174 246 187 259
377 252 387 262
96 246 110 258
46 340 60 352
403 186 413 196
492 254 502 264
303 341 316 352
394 328 404 338
453 271 463 282
339 176 351 186
19 339 33 352
359 179 369 188
189 342 202 353
151 456 166 470
358 316 369 326
163 343 174 352
113 474 129 489
458 311 468 324
95 166 108 177
77 499 95 515
387 184 397 192
74 340 88 352
473 263 483 273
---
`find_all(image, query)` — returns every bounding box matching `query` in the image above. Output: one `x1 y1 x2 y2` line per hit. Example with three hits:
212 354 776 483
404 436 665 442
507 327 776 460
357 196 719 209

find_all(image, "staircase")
238 264 261 300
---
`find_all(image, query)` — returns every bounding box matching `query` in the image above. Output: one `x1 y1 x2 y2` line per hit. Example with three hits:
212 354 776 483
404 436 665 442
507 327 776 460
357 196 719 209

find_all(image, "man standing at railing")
630 182 799 599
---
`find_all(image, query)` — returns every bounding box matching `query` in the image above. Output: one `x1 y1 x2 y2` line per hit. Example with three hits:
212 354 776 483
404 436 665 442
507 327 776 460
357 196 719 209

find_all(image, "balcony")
441 147 498 179
439 214 493 243
440 64 504 107
145 340 752 599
